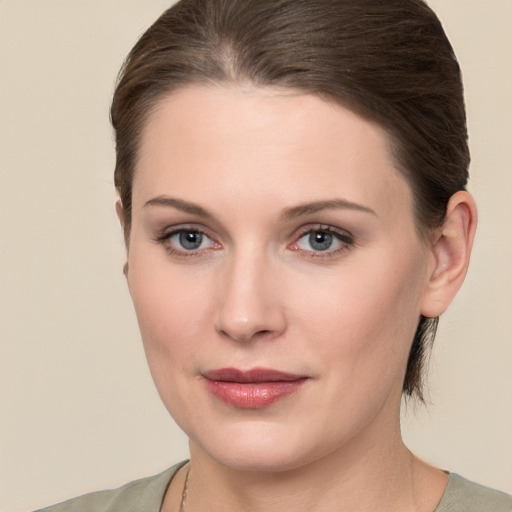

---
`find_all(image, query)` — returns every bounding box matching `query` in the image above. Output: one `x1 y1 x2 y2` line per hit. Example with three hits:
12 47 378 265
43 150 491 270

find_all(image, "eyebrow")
280 199 377 220
144 196 377 221
144 196 214 219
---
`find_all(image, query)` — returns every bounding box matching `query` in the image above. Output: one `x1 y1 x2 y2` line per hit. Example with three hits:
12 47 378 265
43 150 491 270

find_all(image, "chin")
188 419 328 473
206 445 311 473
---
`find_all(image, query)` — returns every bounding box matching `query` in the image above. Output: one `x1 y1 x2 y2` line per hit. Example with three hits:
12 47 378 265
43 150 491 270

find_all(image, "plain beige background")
0 1 511 510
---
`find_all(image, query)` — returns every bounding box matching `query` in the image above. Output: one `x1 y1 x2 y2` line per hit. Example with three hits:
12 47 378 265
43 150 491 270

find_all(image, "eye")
171 230 209 250
301 231 336 251
156 227 220 256
291 227 353 255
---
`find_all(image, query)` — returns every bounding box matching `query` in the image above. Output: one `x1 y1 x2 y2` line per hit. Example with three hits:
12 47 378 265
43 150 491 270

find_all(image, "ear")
421 191 477 318
115 200 130 277
115 199 125 228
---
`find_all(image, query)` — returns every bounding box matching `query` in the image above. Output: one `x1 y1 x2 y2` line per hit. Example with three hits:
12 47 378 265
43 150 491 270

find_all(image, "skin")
118 85 476 511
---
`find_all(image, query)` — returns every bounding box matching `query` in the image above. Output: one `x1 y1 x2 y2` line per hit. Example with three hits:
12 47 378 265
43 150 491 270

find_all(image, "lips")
202 368 308 409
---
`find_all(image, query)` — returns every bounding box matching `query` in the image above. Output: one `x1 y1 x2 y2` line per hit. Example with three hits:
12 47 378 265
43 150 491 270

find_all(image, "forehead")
134 85 413 224
139 85 391 165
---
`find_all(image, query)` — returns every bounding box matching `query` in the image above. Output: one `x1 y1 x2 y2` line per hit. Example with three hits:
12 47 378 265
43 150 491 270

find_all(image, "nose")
214 251 287 343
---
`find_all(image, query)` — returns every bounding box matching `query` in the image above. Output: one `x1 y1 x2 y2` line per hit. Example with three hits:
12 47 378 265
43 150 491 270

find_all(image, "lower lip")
205 379 307 409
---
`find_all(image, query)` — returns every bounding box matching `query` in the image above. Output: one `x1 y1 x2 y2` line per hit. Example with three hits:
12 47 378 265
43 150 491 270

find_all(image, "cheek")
291 249 427 385
127 247 212 370
126 256 215 430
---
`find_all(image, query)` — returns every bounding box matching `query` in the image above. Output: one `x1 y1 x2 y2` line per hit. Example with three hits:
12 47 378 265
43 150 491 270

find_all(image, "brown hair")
111 0 469 401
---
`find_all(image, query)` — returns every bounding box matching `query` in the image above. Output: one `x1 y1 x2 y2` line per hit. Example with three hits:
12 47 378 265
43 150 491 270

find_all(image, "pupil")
179 231 203 250
309 231 333 251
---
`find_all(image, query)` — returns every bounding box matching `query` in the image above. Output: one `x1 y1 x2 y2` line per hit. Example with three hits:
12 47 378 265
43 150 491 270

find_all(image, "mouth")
202 368 308 409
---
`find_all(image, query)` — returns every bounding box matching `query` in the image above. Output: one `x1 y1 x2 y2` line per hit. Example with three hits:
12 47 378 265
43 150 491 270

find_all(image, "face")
126 85 433 472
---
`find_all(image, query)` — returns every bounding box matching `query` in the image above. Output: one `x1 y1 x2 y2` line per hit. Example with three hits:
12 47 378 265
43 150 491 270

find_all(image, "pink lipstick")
203 368 307 409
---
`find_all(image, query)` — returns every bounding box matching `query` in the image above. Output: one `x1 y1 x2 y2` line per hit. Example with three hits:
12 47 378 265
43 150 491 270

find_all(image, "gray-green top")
34 461 511 512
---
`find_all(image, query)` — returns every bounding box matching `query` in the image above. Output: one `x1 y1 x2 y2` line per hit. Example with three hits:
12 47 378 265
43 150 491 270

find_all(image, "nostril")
254 329 272 338
216 326 282 343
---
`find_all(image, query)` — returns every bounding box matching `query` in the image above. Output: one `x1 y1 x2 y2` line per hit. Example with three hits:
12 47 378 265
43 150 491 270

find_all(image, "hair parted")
111 0 469 401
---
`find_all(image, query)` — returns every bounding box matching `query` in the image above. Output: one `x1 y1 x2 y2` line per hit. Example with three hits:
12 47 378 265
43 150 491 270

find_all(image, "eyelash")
154 225 220 258
289 225 354 258
154 224 354 259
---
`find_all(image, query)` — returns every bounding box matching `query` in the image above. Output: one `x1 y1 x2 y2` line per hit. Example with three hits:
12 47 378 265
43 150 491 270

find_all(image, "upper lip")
203 367 306 383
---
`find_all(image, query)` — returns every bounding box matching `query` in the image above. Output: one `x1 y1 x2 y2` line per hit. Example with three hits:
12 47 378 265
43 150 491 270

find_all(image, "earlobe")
421 191 477 318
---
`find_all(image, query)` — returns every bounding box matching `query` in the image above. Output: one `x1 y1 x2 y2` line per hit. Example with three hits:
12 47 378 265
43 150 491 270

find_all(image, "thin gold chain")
179 464 191 512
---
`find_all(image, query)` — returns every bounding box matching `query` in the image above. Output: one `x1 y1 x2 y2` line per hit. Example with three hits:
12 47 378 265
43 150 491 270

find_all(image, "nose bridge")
215 244 286 342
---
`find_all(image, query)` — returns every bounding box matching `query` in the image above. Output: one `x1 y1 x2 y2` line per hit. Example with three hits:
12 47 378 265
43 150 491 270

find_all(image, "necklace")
179 464 191 512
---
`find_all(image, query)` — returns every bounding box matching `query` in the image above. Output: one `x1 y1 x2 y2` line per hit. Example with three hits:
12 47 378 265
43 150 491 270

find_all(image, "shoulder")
33 461 187 512
436 473 512 512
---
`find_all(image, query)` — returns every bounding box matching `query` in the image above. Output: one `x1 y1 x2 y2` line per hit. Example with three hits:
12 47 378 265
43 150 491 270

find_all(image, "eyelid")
154 224 221 256
288 224 355 257
292 224 354 242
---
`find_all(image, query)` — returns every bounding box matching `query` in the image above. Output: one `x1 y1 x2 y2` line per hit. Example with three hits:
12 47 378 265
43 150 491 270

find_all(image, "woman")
35 0 511 510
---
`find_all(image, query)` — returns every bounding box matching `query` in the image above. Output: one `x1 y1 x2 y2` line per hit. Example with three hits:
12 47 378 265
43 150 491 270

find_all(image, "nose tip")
216 312 284 343
214 260 287 343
